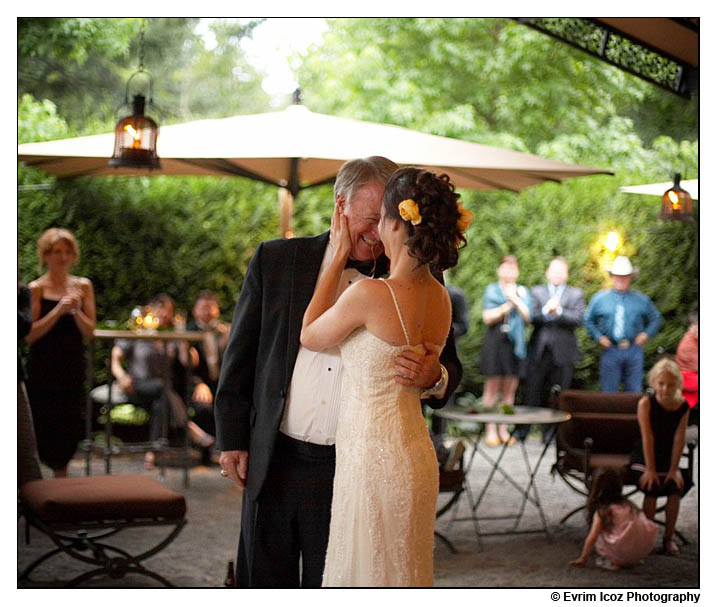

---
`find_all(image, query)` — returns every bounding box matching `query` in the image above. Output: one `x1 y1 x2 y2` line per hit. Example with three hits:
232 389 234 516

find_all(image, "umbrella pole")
279 187 294 238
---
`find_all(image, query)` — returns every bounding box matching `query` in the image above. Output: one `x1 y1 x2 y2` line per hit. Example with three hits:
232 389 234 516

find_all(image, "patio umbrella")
620 179 698 199
18 104 610 196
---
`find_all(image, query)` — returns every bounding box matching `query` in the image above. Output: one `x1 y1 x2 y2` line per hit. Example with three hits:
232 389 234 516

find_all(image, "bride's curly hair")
383 167 467 272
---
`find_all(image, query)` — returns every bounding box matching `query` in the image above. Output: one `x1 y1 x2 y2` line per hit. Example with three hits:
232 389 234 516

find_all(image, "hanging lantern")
109 91 160 169
661 173 693 221
109 23 160 170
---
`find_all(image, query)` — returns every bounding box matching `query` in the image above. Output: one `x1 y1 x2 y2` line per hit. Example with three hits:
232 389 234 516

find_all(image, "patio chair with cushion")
18 414 187 589
19 474 187 587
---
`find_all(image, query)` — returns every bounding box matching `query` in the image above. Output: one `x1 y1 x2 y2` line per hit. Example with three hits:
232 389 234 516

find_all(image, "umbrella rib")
443 167 522 192
521 173 562 184
176 158 281 187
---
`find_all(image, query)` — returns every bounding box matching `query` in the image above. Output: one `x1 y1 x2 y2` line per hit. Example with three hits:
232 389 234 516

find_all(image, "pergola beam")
513 17 698 98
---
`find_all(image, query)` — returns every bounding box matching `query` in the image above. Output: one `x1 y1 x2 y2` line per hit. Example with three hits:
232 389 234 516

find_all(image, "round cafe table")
434 405 571 547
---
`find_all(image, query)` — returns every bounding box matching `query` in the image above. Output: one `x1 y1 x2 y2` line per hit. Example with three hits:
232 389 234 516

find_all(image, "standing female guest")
25 228 96 477
479 255 531 446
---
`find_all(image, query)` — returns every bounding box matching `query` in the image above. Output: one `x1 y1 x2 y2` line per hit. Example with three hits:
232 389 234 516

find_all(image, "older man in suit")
518 257 584 442
214 157 462 588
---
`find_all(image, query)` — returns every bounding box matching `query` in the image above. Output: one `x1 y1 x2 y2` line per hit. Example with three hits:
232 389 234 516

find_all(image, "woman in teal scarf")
480 255 531 446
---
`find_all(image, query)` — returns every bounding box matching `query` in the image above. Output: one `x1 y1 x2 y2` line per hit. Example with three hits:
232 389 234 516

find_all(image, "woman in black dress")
25 228 96 477
479 255 531 446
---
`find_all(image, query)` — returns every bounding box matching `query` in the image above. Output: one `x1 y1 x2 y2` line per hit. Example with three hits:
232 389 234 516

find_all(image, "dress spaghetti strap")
380 279 411 346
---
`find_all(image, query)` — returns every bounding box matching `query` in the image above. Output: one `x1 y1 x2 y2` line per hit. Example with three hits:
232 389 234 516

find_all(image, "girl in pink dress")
570 468 658 569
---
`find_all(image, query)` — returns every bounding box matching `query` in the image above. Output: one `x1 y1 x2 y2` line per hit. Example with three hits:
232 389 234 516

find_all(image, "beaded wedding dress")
322 280 440 587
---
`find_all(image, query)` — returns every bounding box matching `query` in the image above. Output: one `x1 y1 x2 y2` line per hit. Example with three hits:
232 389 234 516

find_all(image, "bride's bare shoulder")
339 277 389 309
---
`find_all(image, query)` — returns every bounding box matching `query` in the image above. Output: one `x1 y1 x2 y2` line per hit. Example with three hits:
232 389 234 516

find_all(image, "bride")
301 167 472 587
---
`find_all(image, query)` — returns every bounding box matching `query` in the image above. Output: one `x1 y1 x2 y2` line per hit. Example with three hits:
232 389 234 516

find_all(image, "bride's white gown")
322 280 440 587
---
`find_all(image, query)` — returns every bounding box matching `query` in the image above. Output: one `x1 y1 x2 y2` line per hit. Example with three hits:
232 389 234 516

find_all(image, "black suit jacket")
214 231 461 502
528 283 585 367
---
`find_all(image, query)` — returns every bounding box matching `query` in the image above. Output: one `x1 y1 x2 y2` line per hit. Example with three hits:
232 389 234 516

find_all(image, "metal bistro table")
435 405 571 546
84 329 206 487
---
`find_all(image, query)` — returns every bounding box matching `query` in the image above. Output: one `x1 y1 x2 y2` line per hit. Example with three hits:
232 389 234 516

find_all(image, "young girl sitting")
570 467 658 569
629 357 692 556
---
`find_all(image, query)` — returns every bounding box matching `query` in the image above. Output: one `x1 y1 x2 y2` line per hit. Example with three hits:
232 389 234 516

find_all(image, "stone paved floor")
17 437 699 589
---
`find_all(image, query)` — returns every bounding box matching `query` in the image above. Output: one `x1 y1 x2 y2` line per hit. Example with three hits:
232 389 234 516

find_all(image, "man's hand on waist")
394 343 442 388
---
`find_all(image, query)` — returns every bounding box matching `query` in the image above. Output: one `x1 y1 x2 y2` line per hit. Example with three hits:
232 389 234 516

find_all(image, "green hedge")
18 166 697 393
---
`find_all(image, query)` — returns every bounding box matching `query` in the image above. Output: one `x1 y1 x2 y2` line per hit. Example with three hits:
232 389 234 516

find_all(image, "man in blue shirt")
584 256 662 392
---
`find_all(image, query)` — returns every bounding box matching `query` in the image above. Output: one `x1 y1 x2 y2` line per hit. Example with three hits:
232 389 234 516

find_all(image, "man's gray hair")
334 156 398 205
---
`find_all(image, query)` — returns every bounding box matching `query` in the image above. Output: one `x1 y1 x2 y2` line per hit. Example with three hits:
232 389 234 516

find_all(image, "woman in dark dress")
25 228 96 477
479 255 531 446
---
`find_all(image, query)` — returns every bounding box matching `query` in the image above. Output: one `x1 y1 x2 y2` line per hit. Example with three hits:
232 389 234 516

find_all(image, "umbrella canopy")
620 179 698 199
18 105 610 195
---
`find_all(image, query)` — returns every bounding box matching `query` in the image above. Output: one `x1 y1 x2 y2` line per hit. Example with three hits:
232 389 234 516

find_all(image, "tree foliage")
18 18 140 65
296 18 694 151
18 18 143 134
18 94 70 143
18 17 270 135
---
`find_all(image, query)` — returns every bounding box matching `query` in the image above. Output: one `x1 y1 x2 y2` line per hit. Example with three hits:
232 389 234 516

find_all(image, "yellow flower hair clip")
456 202 474 232
398 199 422 225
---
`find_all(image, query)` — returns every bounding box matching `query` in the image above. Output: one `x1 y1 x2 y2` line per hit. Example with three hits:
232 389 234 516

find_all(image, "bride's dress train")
322 280 440 587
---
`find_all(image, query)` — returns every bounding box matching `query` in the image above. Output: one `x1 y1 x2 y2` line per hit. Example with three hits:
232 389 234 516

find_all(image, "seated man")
111 294 212 468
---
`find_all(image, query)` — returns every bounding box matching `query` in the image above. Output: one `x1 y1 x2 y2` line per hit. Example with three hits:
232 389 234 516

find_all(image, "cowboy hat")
609 255 638 277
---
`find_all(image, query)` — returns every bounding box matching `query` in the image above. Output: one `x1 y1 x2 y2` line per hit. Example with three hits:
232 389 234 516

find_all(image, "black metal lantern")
109 23 160 170
661 173 693 221
109 89 160 169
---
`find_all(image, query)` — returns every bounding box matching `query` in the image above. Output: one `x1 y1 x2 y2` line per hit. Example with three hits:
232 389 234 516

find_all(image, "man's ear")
335 194 346 214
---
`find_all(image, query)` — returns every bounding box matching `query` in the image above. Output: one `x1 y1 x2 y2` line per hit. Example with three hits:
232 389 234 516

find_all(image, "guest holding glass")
25 228 96 477
479 255 531 446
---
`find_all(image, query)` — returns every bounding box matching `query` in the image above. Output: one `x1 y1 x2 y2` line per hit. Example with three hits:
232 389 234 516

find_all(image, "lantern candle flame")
124 124 141 142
